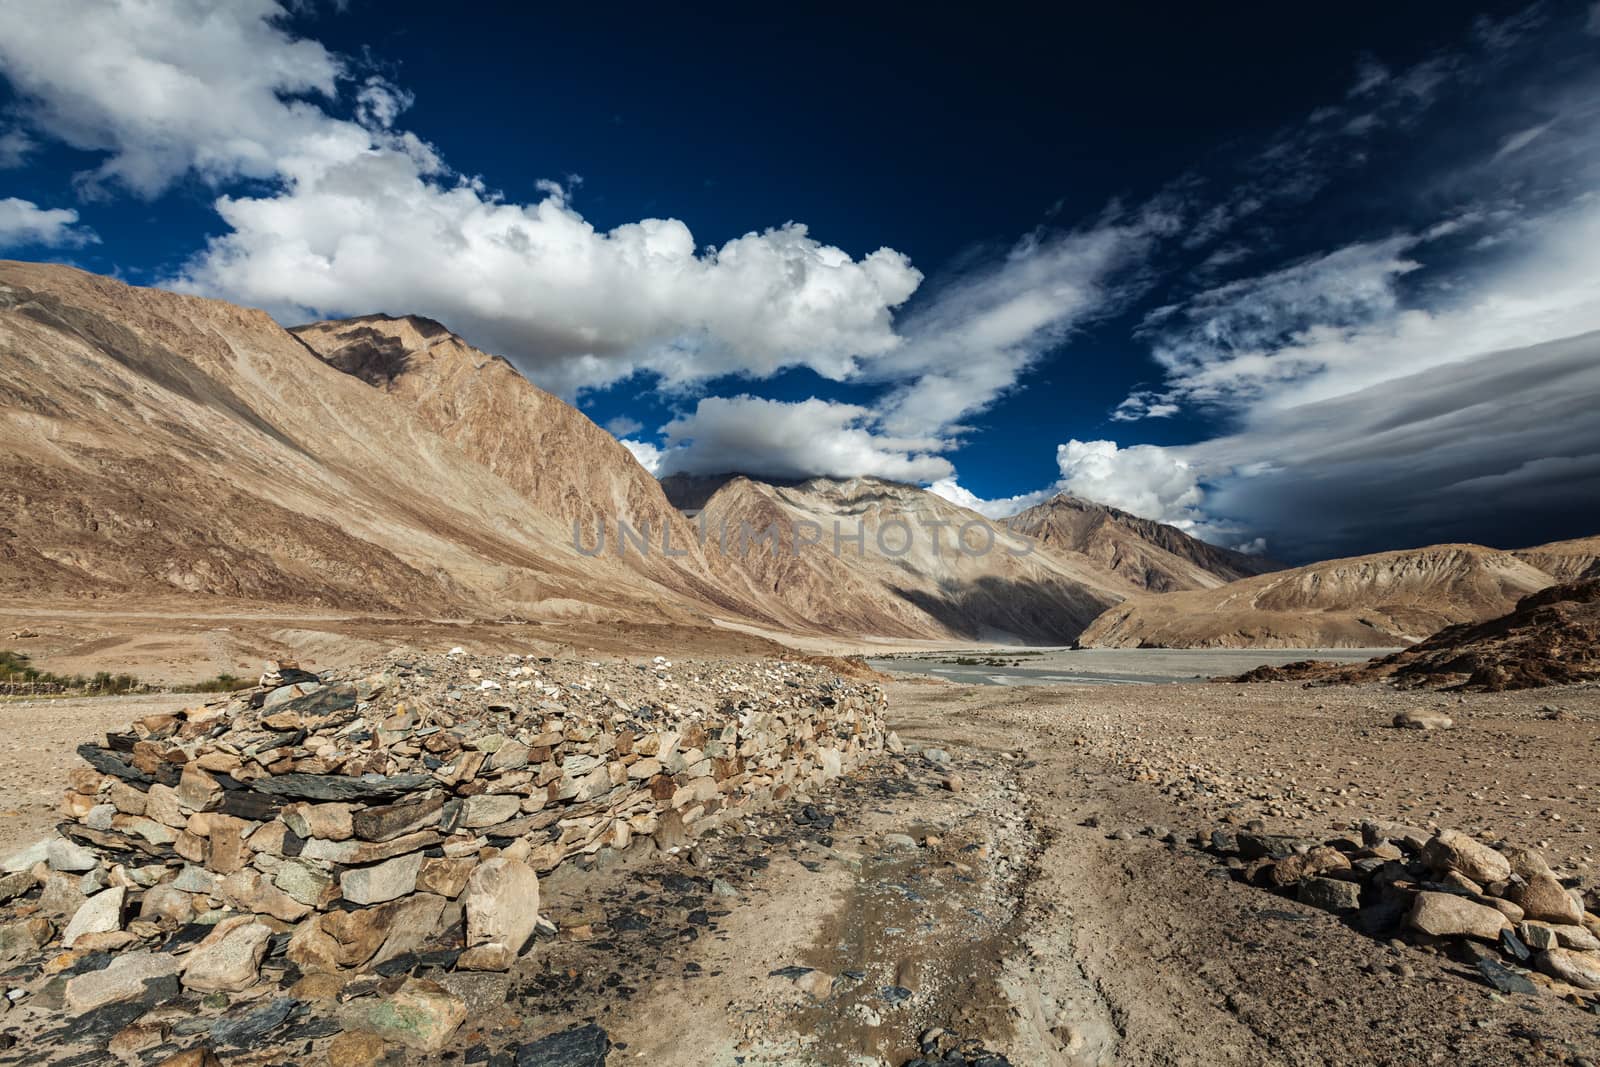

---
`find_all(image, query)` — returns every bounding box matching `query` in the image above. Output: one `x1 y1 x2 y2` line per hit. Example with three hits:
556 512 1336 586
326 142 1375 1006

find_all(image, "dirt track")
3 666 1599 1064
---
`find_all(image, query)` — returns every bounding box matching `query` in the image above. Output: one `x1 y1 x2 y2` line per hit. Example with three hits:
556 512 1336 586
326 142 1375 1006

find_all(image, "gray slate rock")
211 997 301 1045
254 772 432 801
1476 957 1536 995
515 1023 611 1066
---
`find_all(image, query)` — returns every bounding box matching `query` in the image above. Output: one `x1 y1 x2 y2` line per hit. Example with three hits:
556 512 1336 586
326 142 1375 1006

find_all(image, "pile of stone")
0 651 885 1059
1204 819 1600 999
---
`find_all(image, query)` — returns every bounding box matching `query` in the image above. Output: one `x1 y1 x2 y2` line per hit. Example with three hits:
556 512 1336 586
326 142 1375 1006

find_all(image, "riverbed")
867 646 1400 686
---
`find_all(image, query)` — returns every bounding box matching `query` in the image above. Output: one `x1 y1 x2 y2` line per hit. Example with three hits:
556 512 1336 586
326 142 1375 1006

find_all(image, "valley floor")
2 663 1598 1064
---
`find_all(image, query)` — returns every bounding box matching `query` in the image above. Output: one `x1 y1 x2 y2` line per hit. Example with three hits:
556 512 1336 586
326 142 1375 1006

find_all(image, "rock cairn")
0 651 885 1058
1202 819 1600 1000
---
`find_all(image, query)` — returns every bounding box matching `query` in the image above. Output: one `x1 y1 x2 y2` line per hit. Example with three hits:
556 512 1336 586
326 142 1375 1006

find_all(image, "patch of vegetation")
179 673 249 693
0 650 145 694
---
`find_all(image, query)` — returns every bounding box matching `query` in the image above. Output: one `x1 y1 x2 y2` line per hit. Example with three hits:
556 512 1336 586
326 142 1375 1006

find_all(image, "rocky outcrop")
1231 579 1600 690
1006 493 1278 593
1200 820 1600 998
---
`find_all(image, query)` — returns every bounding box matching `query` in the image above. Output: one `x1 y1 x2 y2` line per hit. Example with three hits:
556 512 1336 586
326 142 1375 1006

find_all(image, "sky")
2 1 1599 563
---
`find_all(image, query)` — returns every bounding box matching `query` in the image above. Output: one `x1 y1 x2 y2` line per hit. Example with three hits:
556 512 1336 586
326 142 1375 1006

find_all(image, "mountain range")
3 261 1591 652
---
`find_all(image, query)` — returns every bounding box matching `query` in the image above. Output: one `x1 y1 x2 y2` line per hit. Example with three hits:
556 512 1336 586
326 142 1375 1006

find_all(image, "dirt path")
2 663 1598 1064
888 678 1600 1066
0 692 197 856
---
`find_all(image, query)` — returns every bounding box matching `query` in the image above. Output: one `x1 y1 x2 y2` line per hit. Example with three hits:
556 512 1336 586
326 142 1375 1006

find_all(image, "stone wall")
26 651 887 982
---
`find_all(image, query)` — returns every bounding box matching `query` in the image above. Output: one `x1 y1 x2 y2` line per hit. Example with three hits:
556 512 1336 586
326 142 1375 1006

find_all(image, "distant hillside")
1079 543 1560 648
0 262 772 628
691 476 1134 643
1006 493 1278 593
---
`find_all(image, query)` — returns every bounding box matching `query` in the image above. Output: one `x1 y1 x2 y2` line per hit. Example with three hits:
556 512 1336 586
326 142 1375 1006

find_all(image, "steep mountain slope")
1079 543 1558 648
290 315 781 622
693 476 1135 643
1006 493 1278 592
0 262 764 625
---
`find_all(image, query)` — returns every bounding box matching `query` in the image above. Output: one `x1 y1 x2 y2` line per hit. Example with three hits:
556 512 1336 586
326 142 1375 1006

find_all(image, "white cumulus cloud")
0 0 923 401
654 396 954 484
0 197 97 249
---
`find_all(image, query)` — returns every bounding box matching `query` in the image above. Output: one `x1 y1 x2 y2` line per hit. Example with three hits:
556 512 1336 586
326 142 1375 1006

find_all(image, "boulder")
62 885 124 947
1 838 51 873
1270 846 1350 887
355 977 466 1052
218 869 312 922
64 950 181 1013
1393 708 1453 730
282 802 354 841
139 883 196 925
326 1031 388 1067
463 857 541 967
0 870 33 905
39 871 88 919
1407 891 1509 941
1516 872 1584 925
1535 947 1600 990
340 851 423 905
461 794 522 828
350 794 444 842
46 837 99 872
1521 921 1600 952
1501 845 1551 882
1421 830 1511 885
0 916 54 963
1299 877 1362 912
180 915 271 992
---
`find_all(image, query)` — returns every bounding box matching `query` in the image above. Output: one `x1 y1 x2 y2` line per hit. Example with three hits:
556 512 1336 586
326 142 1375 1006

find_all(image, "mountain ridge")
1078 541 1570 648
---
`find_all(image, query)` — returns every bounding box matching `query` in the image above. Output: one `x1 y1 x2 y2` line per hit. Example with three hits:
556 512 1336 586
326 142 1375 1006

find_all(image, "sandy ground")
0 692 196 855
2 634 1599 1064
0 599 813 686
888 677 1600 1065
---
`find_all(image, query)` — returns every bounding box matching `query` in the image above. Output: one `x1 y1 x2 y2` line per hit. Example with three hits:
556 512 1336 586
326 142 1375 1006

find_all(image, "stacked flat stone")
11 651 886 989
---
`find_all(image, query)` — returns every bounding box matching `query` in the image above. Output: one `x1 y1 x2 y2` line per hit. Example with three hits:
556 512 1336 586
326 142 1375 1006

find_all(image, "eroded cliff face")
1078 543 1562 648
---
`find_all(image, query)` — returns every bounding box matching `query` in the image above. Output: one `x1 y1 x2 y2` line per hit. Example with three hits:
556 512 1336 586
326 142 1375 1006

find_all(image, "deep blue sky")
3 0 1597 559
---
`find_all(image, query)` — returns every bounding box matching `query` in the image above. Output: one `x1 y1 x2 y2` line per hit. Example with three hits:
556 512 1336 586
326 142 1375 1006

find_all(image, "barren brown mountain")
290 313 788 625
0 262 771 628
1078 542 1562 648
1512 534 1600 582
0 263 1161 649
1006 492 1278 592
692 475 1135 643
